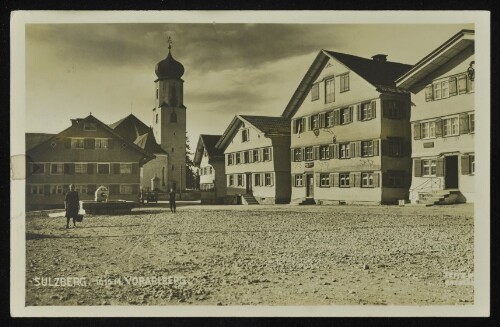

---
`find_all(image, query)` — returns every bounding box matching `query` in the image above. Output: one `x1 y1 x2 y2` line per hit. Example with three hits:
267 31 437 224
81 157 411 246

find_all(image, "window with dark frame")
242 129 249 142
340 107 351 124
325 77 335 103
97 163 110 174
325 111 334 127
339 143 350 159
294 175 303 187
320 173 330 187
361 172 374 188
311 115 320 129
305 147 314 161
264 173 272 186
361 140 373 157
339 173 350 187
469 113 475 132
254 174 261 186
294 148 302 162
263 148 271 161
387 172 405 187
320 145 330 160
387 140 402 157
339 73 350 93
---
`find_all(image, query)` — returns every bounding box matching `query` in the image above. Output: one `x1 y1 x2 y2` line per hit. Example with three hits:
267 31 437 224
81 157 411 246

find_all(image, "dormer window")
242 129 249 142
83 122 96 131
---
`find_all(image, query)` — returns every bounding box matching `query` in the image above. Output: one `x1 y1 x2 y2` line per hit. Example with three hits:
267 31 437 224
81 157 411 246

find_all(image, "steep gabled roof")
396 29 475 90
324 51 412 88
27 114 155 163
215 115 290 151
193 134 223 167
281 50 412 119
110 114 166 155
134 132 167 155
109 114 152 143
26 133 56 151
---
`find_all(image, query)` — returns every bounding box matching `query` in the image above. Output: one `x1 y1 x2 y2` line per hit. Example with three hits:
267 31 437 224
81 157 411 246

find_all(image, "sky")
25 23 473 149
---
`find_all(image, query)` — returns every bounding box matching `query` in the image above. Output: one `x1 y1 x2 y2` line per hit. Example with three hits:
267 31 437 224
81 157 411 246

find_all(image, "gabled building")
396 29 475 204
282 50 413 204
215 115 291 204
25 114 155 210
193 134 226 203
110 114 169 192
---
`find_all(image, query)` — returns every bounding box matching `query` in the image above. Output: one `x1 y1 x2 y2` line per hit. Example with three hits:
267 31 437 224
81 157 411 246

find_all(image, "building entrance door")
445 155 459 189
246 173 252 194
306 174 314 198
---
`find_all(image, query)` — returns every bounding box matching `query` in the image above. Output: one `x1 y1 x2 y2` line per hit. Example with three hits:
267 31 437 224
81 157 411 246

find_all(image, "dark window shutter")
333 109 340 126
357 105 361 121
329 173 334 187
108 139 114 149
349 173 355 188
44 184 50 196
436 158 444 177
64 163 70 174
113 163 121 174
371 100 377 118
435 119 442 137
461 155 470 175
402 141 411 157
132 163 139 174
269 148 273 161
459 113 469 134
348 106 354 123
413 123 421 140
301 147 306 161
84 138 95 149
373 140 380 156
313 146 320 160
449 78 457 96
382 100 388 117
381 140 388 156
319 113 324 128
414 159 422 177
425 85 433 101
350 142 356 158
109 184 120 195
292 119 298 134
315 173 320 187
373 172 380 187
290 149 295 161
382 172 388 187
87 184 96 195
333 173 339 187
301 118 307 131
65 138 71 149
356 141 362 157
132 184 140 195
354 172 361 187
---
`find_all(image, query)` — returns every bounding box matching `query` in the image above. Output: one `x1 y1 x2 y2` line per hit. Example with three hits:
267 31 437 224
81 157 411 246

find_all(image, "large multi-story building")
110 114 169 192
193 134 226 203
282 50 413 204
215 115 291 204
25 114 155 210
396 29 475 204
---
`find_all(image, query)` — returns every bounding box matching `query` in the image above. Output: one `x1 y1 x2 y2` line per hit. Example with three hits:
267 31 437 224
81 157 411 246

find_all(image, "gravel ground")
25 203 474 306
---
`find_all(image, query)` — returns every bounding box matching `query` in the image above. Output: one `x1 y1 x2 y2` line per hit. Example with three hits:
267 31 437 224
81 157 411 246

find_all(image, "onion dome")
155 37 184 80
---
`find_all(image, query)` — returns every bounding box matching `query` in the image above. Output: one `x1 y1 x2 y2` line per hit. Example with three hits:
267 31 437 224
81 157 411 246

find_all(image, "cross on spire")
168 36 173 51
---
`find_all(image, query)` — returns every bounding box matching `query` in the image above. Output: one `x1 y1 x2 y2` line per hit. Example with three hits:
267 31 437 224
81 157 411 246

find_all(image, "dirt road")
25 204 474 306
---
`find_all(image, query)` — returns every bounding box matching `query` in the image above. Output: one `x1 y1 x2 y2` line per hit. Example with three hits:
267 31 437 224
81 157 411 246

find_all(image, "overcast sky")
26 23 472 147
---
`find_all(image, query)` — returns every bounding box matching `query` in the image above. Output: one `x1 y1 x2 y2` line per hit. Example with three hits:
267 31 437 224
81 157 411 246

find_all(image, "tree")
185 133 198 189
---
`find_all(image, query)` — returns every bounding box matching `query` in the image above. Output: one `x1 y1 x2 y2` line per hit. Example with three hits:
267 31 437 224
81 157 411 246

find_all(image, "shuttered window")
305 147 314 161
320 146 330 160
422 159 437 177
339 173 350 188
361 172 374 188
325 78 335 103
339 73 350 92
294 174 303 187
75 163 87 174
311 83 320 101
320 174 330 187
339 143 350 159
97 163 110 174
361 141 373 157
120 163 132 174
71 138 84 149
425 85 433 101
443 117 459 136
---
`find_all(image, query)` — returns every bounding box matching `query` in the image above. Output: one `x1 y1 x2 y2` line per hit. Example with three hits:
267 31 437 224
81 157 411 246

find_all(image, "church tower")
152 37 186 191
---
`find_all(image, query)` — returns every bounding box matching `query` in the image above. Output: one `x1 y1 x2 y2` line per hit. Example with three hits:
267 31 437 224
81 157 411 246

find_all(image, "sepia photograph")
10 11 490 317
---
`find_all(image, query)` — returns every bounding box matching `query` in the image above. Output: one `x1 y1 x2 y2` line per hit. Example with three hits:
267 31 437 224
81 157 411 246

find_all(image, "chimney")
372 54 387 62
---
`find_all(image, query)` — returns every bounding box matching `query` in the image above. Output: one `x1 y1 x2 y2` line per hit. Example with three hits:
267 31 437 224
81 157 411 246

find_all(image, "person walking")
169 188 176 213
65 184 80 229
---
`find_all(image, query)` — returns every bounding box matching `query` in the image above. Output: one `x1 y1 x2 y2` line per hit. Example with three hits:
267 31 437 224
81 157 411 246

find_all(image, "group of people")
64 185 177 229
